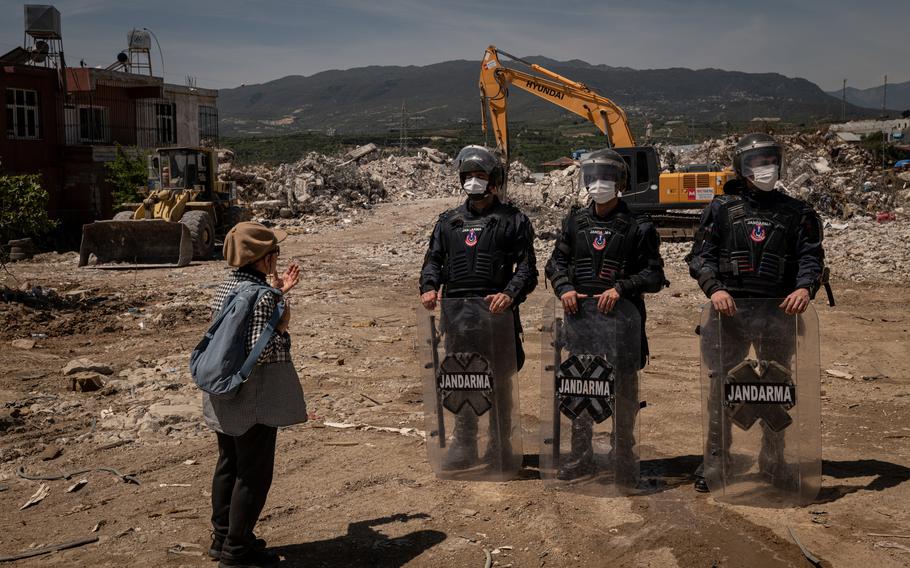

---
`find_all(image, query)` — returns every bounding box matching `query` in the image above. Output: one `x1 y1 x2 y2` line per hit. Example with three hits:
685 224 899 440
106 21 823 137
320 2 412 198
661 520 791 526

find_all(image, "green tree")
0 174 57 261
106 144 147 207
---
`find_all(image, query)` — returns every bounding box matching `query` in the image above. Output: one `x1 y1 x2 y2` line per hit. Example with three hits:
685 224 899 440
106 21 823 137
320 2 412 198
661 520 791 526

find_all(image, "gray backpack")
190 281 284 398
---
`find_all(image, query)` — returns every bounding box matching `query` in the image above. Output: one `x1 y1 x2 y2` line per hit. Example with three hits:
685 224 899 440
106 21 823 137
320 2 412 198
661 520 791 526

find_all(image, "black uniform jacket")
687 179 825 299
419 198 538 305
545 200 666 300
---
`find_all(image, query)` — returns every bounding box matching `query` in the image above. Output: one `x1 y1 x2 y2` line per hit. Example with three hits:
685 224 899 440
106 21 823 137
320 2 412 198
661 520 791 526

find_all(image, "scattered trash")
825 369 854 380
17 465 140 485
10 339 35 350
323 421 425 438
167 542 203 556
91 520 106 532
38 445 63 461
158 483 192 488
66 479 88 493
0 535 98 562
182 459 197 466
874 541 910 553
788 527 822 567
19 484 50 510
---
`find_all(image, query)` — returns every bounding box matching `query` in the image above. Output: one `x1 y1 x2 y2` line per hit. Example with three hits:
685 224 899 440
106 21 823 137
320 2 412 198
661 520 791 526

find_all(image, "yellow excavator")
479 46 734 237
79 147 248 267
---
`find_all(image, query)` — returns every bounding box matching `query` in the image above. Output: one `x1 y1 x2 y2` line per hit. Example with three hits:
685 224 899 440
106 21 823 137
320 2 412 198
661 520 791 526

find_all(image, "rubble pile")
220 152 386 219
823 221 910 283
683 133 910 219
360 148 453 200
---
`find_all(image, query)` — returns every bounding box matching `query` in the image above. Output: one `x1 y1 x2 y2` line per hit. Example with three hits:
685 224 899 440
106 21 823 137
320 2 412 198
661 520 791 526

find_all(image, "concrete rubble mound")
680 132 909 220
212 134 908 283
219 151 387 219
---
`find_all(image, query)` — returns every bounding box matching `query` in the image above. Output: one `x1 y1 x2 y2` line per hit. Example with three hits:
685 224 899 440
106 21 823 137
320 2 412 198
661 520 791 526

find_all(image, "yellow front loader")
79 147 247 267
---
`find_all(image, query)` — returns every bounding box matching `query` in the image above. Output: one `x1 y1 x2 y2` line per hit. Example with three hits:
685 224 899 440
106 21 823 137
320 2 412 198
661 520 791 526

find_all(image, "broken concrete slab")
62 358 113 376
70 372 105 392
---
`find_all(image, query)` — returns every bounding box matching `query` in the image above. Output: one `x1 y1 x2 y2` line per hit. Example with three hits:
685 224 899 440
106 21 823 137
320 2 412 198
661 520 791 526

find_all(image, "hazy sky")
1 0 905 92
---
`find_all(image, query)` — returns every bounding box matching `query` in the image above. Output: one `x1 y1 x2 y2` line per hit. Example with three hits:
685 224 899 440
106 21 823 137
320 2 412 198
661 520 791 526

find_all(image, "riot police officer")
545 148 666 480
688 133 826 493
419 145 538 470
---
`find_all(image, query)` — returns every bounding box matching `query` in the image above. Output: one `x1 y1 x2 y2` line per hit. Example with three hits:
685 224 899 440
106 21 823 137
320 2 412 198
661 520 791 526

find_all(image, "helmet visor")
740 147 785 179
581 163 625 188
456 146 499 176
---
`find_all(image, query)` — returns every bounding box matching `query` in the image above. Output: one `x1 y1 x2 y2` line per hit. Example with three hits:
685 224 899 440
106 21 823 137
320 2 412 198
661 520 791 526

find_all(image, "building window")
5 88 40 139
198 105 218 143
78 106 110 143
156 102 176 145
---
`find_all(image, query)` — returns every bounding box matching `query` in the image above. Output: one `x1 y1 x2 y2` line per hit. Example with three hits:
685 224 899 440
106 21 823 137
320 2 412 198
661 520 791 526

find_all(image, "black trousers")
211 424 277 558
700 303 794 478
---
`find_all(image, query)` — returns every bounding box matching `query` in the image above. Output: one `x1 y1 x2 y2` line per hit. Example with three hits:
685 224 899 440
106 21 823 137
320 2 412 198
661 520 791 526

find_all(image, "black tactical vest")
569 207 638 295
716 195 802 297
443 208 511 296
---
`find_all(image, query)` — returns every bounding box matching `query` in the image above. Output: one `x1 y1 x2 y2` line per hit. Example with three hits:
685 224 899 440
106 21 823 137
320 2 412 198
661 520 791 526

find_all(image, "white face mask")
463 176 488 195
587 180 617 204
748 164 779 192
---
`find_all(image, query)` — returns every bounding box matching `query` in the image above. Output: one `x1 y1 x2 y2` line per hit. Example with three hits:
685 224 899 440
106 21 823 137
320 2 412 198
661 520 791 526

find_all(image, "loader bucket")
78 220 193 268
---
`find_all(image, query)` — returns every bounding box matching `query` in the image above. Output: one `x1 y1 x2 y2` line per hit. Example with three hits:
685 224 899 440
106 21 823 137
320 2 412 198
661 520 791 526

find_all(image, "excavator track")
650 213 702 242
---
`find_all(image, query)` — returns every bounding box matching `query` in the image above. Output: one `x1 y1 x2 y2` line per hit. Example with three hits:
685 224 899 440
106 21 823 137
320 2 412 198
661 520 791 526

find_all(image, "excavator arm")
479 45 635 163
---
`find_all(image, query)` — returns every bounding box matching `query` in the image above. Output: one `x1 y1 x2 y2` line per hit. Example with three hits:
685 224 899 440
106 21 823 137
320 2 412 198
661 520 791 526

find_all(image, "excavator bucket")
78 220 193 268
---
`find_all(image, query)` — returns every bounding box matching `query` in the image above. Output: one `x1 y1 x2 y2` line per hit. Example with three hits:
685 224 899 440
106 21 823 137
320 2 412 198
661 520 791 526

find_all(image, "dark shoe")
209 538 267 561
693 476 709 493
441 438 478 470
556 447 595 480
481 440 513 463
218 548 279 568
557 417 595 480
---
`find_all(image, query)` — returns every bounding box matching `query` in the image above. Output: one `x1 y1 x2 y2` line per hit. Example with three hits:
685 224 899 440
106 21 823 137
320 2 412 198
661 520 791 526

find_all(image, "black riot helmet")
456 145 505 188
578 148 629 193
732 133 786 180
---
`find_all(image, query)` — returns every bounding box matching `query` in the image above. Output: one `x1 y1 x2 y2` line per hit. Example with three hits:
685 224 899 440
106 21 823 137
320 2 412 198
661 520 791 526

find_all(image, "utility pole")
841 78 847 122
882 74 888 118
399 101 409 153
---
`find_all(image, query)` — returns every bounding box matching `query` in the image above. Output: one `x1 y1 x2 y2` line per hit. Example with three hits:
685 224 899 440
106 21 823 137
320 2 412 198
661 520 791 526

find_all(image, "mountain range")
828 80 910 112
218 56 879 136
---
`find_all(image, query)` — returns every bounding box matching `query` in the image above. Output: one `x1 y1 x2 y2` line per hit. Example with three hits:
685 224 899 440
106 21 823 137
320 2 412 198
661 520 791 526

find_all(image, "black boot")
481 412 513 466
442 413 478 470
557 417 595 480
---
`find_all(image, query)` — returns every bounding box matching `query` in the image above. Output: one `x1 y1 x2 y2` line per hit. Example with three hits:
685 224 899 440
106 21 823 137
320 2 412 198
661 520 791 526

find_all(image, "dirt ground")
1 196 908 567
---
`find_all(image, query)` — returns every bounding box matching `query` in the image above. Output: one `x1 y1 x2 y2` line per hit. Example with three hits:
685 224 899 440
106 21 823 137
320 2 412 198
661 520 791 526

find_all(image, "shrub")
0 174 57 260
106 144 147 207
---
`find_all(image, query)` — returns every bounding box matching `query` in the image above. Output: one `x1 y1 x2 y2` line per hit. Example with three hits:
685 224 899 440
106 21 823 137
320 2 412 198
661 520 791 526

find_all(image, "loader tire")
112 211 135 221
181 210 215 260
223 206 251 233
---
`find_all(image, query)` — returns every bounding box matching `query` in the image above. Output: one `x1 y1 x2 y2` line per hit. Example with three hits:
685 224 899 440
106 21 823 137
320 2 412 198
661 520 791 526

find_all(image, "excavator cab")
79 147 244 268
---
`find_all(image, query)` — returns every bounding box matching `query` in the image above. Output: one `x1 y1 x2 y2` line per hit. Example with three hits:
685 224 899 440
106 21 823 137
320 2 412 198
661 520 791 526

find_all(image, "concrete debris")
19 483 50 510
62 358 113 377
360 152 453 200
70 371 105 392
345 143 379 162
680 132 910 220
213 134 908 283
219 151 386 219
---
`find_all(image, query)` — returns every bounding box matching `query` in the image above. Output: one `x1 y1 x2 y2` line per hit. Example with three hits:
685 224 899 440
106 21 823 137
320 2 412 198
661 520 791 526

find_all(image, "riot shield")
699 299 821 506
540 297 642 495
417 297 523 481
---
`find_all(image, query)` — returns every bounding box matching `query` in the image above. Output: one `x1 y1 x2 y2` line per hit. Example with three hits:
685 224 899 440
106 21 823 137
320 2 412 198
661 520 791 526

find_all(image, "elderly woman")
203 222 306 568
